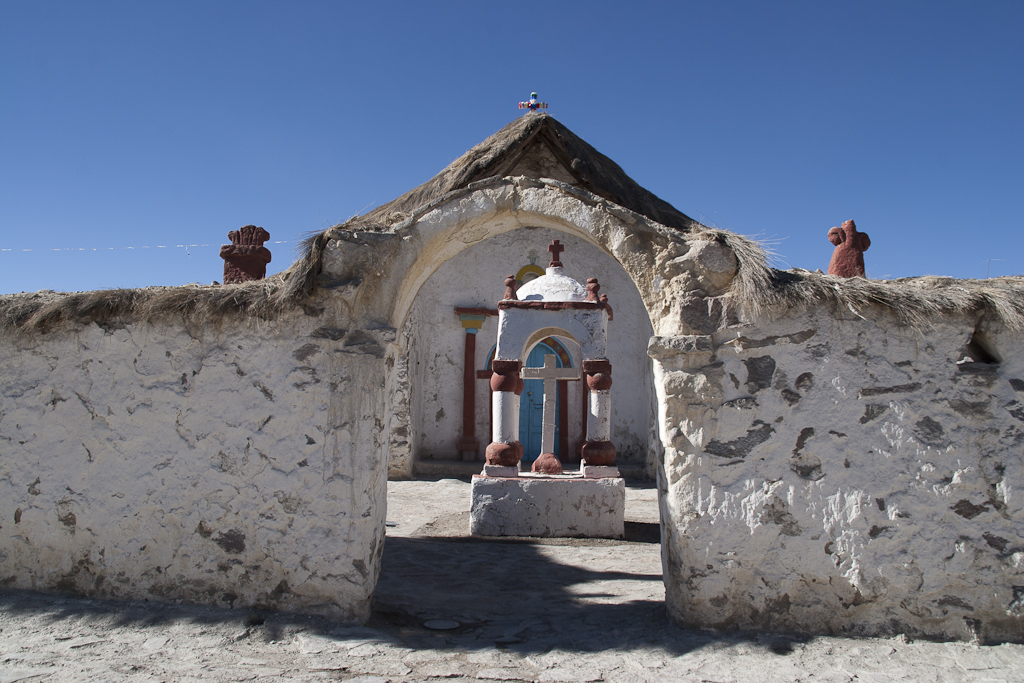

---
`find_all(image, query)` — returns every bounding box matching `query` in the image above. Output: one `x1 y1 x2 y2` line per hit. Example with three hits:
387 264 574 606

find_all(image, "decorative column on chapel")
485 276 525 467
581 276 616 466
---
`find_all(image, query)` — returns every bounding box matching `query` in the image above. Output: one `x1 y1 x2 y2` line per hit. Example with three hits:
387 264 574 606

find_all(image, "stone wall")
8 177 1017 642
0 309 390 622
654 304 1024 642
0 178 686 616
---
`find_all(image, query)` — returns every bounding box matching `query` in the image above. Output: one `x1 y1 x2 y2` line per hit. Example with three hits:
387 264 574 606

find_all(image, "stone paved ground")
2 477 1023 682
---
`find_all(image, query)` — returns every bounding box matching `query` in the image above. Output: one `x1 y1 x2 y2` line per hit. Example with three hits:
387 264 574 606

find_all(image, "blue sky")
1 1 1021 294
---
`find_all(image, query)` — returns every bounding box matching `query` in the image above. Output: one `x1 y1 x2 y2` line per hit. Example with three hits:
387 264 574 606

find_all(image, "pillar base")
581 440 616 466
485 441 523 466
531 452 563 475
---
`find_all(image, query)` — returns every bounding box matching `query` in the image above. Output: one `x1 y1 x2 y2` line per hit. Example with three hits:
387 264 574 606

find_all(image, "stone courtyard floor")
2 477 1024 682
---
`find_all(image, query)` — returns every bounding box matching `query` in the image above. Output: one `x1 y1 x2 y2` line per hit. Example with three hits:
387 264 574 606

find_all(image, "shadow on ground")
0 532 815 658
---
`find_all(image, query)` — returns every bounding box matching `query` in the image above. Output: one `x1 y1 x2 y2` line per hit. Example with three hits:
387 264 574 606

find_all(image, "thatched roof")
342 113 699 233
2 115 1022 335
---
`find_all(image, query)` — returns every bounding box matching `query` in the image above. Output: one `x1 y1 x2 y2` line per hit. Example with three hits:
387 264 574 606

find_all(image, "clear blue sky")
2 1 1021 294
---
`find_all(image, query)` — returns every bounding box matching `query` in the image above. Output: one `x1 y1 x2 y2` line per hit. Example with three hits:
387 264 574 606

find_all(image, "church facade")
3 114 1024 641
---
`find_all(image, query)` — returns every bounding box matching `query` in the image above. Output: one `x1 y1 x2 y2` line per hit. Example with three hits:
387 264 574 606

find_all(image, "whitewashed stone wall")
9 177 1016 642
0 178 696 616
0 309 390 622
654 305 1024 641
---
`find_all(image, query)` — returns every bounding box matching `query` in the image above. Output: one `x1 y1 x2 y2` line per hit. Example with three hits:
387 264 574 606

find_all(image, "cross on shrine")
548 239 565 267
521 354 578 457
519 92 548 111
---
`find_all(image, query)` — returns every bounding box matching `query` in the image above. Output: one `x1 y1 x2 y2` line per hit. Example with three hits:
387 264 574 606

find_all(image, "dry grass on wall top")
3 205 1022 336
755 270 1024 331
704 227 1024 331
0 240 326 337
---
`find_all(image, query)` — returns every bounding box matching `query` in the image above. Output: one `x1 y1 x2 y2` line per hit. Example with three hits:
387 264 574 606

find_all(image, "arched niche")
399 224 655 476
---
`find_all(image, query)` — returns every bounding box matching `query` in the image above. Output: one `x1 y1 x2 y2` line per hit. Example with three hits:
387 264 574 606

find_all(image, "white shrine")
469 240 626 538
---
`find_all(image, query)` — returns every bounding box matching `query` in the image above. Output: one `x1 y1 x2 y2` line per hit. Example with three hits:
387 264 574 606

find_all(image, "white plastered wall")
654 304 1024 642
0 309 390 622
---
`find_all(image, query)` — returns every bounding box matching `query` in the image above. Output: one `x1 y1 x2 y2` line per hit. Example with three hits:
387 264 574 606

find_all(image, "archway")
398 225 656 477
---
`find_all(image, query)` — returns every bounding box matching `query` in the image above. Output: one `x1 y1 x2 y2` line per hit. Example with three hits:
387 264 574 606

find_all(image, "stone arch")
330 179 739 479
517 327 586 366
381 179 678 335
378 191 679 478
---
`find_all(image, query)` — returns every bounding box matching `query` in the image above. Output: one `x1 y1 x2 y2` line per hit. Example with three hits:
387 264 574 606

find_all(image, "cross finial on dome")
547 239 565 267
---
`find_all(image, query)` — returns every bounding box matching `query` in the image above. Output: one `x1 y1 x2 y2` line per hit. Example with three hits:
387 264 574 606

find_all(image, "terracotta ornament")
503 275 518 300
827 219 871 278
532 452 563 475
220 225 272 284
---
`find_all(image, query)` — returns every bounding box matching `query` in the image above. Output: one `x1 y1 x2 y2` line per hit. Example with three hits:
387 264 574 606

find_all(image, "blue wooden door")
519 343 561 463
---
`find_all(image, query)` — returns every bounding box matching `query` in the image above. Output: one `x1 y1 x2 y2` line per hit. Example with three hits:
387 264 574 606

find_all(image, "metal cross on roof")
547 239 565 267
519 92 548 111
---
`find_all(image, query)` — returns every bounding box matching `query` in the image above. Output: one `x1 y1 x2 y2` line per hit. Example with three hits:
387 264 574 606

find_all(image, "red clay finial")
220 225 272 284
503 275 518 300
547 239 565 267
586 277 600 302
827 220 871 278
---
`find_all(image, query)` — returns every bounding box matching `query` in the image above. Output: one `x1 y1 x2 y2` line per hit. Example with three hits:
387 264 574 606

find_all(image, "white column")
493 391 518 444
587 390 612 442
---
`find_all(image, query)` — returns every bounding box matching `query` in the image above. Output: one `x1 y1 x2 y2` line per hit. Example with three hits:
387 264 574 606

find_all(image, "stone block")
581 465 620 479
470 476 624 538
482 465 520 478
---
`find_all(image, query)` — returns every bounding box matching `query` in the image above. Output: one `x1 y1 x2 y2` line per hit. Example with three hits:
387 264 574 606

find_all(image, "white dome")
516 266 588 302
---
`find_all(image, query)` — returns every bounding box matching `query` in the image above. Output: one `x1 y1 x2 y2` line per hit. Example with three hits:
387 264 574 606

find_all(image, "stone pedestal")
469 474 624 538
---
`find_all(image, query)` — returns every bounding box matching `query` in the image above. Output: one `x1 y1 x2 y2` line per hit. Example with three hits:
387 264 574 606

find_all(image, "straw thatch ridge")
721 231 1024 330
0 278 288 336
764 272 1024 330
343 113 700 233
0 227 336 335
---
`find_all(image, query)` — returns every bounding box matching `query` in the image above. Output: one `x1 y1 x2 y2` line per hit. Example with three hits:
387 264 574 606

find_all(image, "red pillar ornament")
220 225 272 284
827 220 871 278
